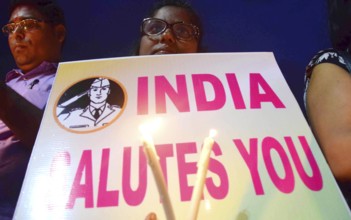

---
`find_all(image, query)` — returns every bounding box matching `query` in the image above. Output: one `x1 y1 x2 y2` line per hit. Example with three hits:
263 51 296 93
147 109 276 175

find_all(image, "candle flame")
209 129 217 138
205 199 212 210
139 117 162 138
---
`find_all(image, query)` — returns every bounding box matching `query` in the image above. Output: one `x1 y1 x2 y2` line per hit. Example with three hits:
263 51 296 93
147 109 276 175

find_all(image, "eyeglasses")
141 18 200 41
2 18 45 35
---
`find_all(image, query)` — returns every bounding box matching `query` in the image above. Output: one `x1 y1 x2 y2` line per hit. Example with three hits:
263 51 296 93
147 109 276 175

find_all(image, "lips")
152 45 177 55
154 50 174 55
12 43 27 52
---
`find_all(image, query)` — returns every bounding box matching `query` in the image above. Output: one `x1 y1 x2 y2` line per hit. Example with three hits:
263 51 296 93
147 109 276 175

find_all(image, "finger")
145 212 157 220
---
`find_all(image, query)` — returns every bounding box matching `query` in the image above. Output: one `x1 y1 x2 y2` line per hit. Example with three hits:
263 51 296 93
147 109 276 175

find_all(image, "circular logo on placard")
55 77 127 133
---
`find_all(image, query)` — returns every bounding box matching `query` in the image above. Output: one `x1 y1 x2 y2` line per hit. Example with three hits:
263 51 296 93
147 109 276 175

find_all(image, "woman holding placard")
136 1 204 219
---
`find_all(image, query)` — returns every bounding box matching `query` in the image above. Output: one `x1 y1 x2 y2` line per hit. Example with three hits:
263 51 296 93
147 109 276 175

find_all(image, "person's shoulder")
309 48 342 64
306 48 348 74
69 106 89 115
59 107 86 119
106 103 121 110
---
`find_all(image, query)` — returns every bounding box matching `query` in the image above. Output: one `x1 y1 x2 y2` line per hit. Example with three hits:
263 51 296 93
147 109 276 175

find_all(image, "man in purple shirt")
0 0 66 218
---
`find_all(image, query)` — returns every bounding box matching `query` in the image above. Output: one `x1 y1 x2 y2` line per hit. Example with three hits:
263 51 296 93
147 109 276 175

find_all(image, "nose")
13 24 25 34
10 25 25 40
159 28 176 44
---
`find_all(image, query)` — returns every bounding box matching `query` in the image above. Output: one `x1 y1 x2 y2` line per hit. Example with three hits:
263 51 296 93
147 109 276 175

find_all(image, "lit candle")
140 120 175 220
188 129 217 220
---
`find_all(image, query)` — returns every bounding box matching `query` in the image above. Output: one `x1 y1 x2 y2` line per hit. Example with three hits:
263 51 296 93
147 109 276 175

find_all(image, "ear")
54 24 66 43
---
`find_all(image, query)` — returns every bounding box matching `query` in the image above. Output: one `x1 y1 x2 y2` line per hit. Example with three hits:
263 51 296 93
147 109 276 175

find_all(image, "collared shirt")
89 105 105 119
5 61 57 109
0 61 57 206
58 103 121 130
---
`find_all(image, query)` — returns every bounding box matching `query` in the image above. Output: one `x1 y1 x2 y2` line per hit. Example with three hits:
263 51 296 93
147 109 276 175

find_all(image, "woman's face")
139 6 200 55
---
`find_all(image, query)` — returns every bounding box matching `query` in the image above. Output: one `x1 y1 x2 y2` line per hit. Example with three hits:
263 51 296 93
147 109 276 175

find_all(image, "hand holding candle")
139 119 175 220
188 129 217 220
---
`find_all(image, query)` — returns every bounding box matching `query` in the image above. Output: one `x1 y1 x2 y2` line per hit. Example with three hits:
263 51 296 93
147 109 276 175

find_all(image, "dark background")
0 0 330 112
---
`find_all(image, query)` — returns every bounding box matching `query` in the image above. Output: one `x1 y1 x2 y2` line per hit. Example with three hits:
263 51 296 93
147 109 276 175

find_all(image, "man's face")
89 79 111 104
7 5 65 73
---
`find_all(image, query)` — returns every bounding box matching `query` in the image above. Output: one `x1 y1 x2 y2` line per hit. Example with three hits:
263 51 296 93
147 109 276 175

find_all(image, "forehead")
153 6 196 24
9 5 43 22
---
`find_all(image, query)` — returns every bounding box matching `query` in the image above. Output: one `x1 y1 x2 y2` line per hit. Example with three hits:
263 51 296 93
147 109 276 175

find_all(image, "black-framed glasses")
2 18 45 36
141 18 200 41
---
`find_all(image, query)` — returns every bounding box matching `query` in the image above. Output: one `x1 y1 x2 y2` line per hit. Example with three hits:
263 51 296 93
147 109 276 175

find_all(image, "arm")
306 63 351 181
0 82 43 150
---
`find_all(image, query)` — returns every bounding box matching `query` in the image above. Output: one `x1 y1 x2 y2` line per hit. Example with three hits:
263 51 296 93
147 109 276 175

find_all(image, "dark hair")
132 0 204 55
9 0 65 26
147 0 202 33
328 0 351 50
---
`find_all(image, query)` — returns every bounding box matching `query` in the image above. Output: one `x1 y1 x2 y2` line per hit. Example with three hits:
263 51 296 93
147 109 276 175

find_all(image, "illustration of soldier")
57 77 125 130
